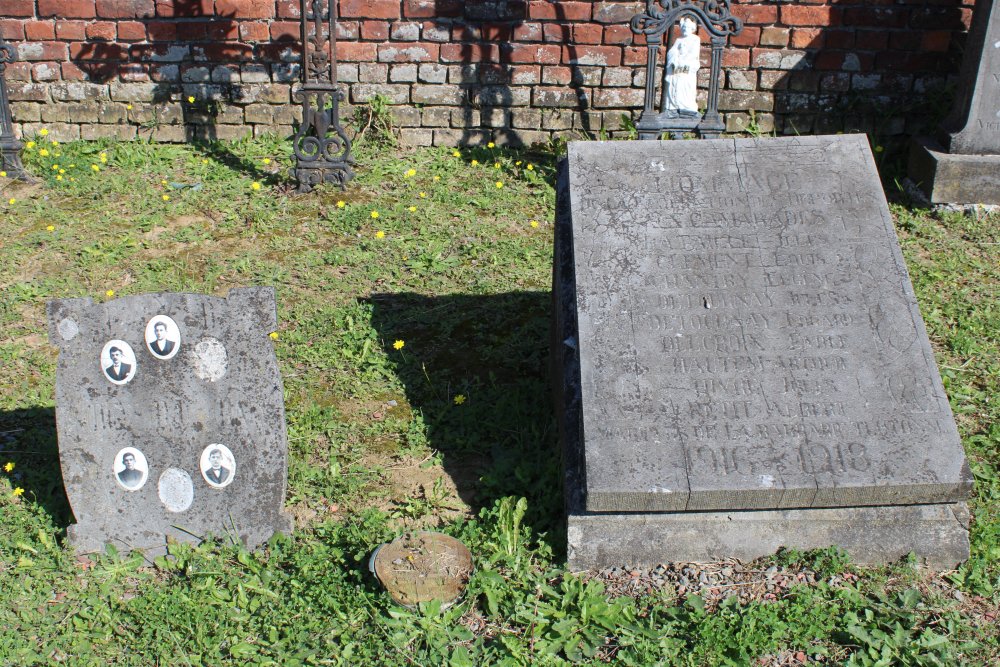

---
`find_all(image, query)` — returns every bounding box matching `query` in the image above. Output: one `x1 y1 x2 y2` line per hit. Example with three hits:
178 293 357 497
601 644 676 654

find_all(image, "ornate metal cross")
631 0 743 139
0 34 30 181
292 0 354 192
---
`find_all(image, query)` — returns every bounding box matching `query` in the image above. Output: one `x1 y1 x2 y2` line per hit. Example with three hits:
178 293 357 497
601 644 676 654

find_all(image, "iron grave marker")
553 136 973 568
47 287 293 555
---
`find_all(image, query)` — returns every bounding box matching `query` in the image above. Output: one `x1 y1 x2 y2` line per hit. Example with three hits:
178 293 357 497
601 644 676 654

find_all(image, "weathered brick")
542 66 571 85
592 88 644 108
421 107 451 127
451 108 479 127
602 68 632 87
733 5 778 25
527 1 590 21
82 124 137 140
96 0 154 18
5 0 35 17
11 102 42 122
340 42 379 63
342 0 400 20
719 90 774 112
511 108 541 129
727 69 757 91
433 127 489 146
405 0 462 19
39 0 96 19
21 122 81 141
534 86 586 108
504 44 562 65
418 64 448 83
511 65 541 85
361 21 389 40
18 42 68 62
117 21 147 40
244 104 275 124
448 65 479 84
86 22 117 40
421 21 451 42
475 86 531 106
760 27 790 48
604 25 633 45
390 64 418 82
45 101 103 123
378 43 439 63
25 21 56 41
32 63 61 82
351 83 410 104
215 0 275 19
564 45 622 66
1 19 26 40
412 84 465 105
791 28 824 50
359 63 388 82
392 106 421 126
240 22 271 41
391 22 422 41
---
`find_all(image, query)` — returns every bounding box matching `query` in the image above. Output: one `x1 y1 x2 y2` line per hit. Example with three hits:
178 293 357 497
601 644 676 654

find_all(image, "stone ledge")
568 503 971 571
908 137 1000 205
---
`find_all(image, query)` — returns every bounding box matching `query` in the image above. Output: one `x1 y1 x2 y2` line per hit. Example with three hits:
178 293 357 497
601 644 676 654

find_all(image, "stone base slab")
567 503 970 571
909 137 1000 205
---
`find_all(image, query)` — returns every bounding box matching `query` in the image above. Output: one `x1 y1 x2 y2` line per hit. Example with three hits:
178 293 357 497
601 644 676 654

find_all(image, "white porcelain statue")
662 17 701 118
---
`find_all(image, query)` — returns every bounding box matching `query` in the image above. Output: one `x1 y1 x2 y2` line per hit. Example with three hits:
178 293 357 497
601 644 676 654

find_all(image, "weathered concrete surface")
557 137 971 514
47 287 293 556
567 503 971 571
909 137 1000 205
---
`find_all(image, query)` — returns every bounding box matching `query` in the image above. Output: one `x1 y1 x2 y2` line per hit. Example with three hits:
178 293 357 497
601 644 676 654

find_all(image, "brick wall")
0 1 978 145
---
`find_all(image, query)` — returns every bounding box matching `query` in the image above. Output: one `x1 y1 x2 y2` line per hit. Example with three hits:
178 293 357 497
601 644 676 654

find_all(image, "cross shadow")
366 290 565 553
0 406 72 532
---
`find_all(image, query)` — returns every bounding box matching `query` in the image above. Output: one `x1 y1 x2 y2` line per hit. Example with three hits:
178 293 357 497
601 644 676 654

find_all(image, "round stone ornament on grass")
370 532 473 608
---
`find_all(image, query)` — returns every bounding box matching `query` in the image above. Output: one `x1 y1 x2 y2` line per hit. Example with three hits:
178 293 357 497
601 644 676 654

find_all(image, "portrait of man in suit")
105 346 132 382
148 322 175 357
117 452 143 488
204 448 231 486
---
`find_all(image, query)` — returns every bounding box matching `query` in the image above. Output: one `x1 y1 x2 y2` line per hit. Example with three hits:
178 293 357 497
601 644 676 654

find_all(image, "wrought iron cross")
0 34 30 181
292 0 354 192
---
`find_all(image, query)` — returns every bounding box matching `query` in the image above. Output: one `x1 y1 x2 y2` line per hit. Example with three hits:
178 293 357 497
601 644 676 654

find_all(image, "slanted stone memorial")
909 1 1000 204
553 136 974 570
47 287 293 555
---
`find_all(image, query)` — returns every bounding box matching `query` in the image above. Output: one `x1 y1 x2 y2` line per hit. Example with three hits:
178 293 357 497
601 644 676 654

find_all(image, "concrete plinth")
909 138 1000 205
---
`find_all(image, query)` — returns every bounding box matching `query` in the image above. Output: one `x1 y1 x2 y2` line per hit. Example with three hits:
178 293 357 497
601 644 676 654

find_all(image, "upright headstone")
47 287 293 555
553 137 973 569
909 1 1000 204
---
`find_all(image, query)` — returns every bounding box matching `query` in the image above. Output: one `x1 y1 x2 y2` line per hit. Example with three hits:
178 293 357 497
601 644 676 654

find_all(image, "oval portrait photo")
101 340 137 385
113 447 149 491
145 315 181 360
200 444 236 489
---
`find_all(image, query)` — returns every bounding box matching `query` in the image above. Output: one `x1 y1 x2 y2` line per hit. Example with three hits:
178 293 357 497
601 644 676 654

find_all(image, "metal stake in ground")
0 34 31 182
292 0 354 192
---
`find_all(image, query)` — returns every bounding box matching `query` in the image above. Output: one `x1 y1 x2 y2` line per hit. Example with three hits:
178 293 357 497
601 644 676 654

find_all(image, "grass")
0 128 997 665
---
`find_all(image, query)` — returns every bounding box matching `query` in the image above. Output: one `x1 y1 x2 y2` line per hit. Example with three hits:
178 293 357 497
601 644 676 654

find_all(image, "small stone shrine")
553 137 974 570
909 2 1000 204
47 287 293 555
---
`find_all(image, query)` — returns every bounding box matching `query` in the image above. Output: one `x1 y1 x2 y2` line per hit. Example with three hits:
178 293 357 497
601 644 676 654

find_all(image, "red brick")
155 0 213 16
75 62 118 81
781 6 840 27
96 0 154 18
910 7 971 31
592 2 640 24
482 24 513 41
921 31 953 53
39 0 96 19
119 63 149 81
541 66 571 85
843 8 908 29
730 26 760 48
339 42 378 62
562 45 621 67
790 28 823 49
404 0 461 18
32 62 61 81
0 20 25 40
117 21 147 41
6 0 37 17
604 25 633 45
86 22 117 41
200 43 255 61
528 1 591 21
361 22 390 40
61 62 89 80
269 21 300 40
889 31 922 52
56 21 88 40
241 22 271 42
5 62 32 81
823 29 854 50
875 51 943 72
277 0 302 18
147 22 178 41
215 0 275 19
544 23 572 43
452 24 480 41
503 44 560 64
722 48 749 68
573 24 603 45
377 42 439 62
440 43 499 63
342 0 400 20
510 64 540 83
854 30 887 51
70 42 127 60
18 41 68 60
623 46 651 66
208 20 240 40
734 5 778 25
513 23 543 41
25 21 56 41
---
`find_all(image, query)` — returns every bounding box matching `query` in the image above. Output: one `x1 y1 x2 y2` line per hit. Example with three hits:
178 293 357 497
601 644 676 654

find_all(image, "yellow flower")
370 210 379 219
106 289 115 297
25 141 35 149
160 179 167 184
7 198 14 205
487 142 495 149
99 152 107 163
69 164 75 168
453 394 466 405
527 164 534 171
408 206 416 212
39 148 49 157
516 161 522 166
262 158 271 165
4 462 13 472
530 220 539 228
39 128 49 136
452 150 460 157
494 162 501 169
91 164 100 172
51 140 59 147
162 194 170 201
406 168 416 177
251 182 262 190
188 95 195 103
269 332 279 340
495 181 504 189
471 160 478 166
433 175 440 181
419 192 426 198
56 175 63 181
202 158 209 164
0 171 5 177
336 200 346 208
46 225 55 231
51 164 59 170
875 145 884 153
126 104 133 110
393 340 405 350
375 230 385 239
12 487 23 497
59 169 65 174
